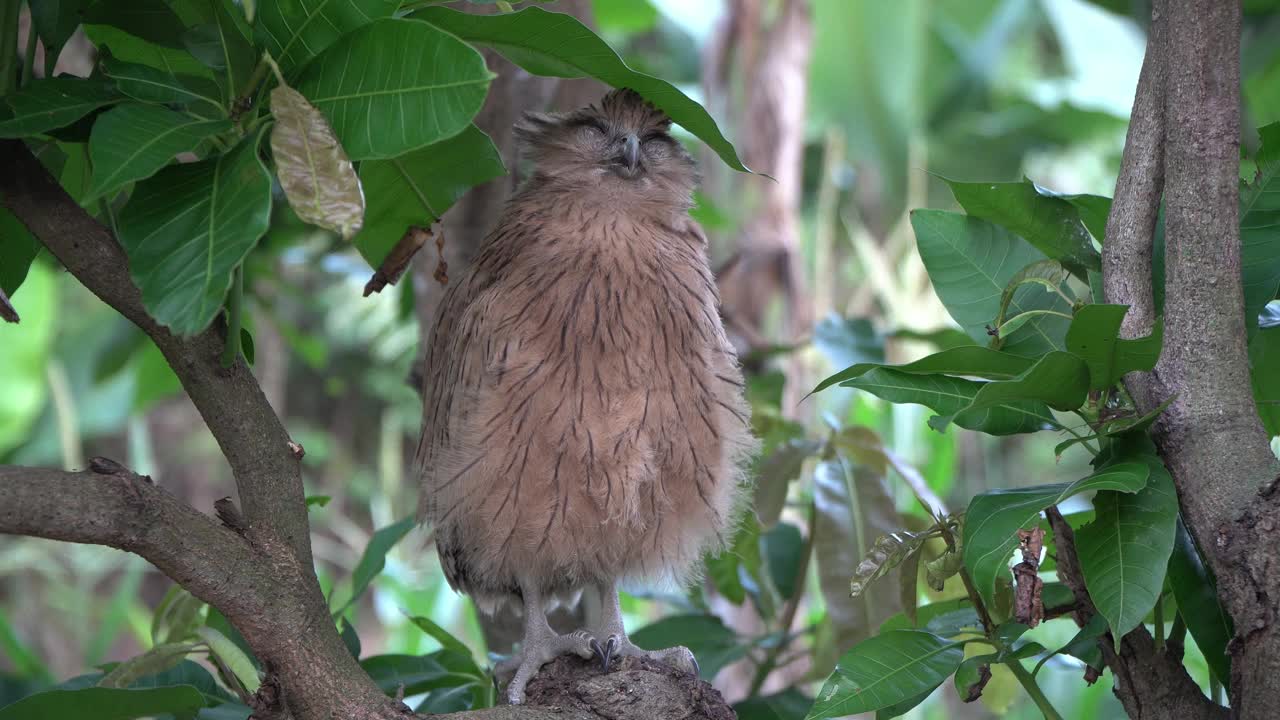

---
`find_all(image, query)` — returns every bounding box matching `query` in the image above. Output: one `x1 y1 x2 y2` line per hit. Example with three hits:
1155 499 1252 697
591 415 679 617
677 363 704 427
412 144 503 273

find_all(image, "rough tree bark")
1054 0 1280 717
0 137 731 720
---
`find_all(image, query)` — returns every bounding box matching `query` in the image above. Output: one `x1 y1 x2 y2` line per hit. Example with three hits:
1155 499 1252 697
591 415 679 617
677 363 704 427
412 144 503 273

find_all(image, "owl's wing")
413 245 501 522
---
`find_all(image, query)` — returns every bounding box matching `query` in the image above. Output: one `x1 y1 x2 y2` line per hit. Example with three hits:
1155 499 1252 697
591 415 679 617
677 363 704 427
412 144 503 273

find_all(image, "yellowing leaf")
270 84 364 240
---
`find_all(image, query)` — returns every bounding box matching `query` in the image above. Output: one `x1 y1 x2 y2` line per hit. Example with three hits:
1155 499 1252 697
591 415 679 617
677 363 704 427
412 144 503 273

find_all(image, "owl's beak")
621 134 641 175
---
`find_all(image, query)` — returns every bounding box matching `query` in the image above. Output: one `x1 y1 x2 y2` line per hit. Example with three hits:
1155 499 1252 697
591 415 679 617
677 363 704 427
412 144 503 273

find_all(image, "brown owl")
416 88 756 704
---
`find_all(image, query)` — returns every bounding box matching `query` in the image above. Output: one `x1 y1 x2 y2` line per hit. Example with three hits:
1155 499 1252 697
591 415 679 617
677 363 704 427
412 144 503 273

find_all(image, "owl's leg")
502 582 597 705
591 581 700 676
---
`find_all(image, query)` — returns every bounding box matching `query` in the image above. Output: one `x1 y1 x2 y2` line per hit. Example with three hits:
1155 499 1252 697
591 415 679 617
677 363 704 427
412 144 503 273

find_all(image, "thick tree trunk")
1101 1 1280 717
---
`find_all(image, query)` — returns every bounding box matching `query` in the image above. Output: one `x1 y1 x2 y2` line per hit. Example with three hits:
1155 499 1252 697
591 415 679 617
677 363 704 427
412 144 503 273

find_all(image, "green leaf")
846 368 1057 436
0 77 121 138
993 260 1071 330
83 24 213 79
1033 613 1106 677
270 84 365 239
256 0 400 73
963 463 1150 614
752 438 821 528
357 125 505 267
86 104 231 201
195 626 259 693
117 128 272 335
1076 452 1179 645
812 346 1036 395
0 208 40 297
946 178 1101 277
930 351 1090 430
29 0 85 75
764 521 806 601
911 210 1073 358
0 686 205 720
97 643 198 688
1061 194 1113 242
360 653 474 697
406 616 472 658
336 517 415 615
101 57 223 114
953 652 996 702
1065 304 1163 391
806 631 963 719
887 326 976 351
631 614 745 680
813 315 885 372
1241 121 1280 339
294 18 492 161
1250 324 1280 436
879 598 981 638
850 531 929 599
1167 517 1233 684
413 6 750 174
812 457 903 673
83 0 188 48
151 585 206 645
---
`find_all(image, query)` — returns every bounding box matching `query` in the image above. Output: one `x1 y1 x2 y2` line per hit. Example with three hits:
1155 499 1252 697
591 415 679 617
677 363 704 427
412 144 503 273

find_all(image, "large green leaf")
812 346 1036 395
414 6 750 174
83 0 188 48
1241 121 1280 338
0 685 205 720
1075 454 1178 645
256 0 400 74
911 210 1073 358
812 457 903 675
806 631 963 719
334 517 415 615
0 77 121 138
963 463 1150 613
116 129 272 335
930 351 1090 430
86 104 231 201
360 652 476 697
101 57 223 115
29 0 84 75
845 368 1056 436
294 18 492 161
357 125 506 267
631 614 745 680
1065 304 1163 391
946 178 1102 277
1167 517 1233 685
83 24 212 80
0 208 40 297
734 689 813 720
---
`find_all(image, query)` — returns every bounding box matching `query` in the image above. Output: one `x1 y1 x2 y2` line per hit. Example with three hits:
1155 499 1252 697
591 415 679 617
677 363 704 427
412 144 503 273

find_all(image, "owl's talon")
590 638 607 669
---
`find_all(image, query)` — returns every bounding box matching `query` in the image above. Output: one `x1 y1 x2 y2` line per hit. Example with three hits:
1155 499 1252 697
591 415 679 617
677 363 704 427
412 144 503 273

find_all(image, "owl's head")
514 88 698 201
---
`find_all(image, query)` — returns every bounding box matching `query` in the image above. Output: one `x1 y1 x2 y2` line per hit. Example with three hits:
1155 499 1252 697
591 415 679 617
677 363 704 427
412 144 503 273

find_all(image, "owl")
416 88 756 704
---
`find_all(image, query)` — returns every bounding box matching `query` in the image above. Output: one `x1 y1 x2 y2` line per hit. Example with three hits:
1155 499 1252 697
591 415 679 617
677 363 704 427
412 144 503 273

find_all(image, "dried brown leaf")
1013 527 1047 627
270 84 364 240
363 226 431 296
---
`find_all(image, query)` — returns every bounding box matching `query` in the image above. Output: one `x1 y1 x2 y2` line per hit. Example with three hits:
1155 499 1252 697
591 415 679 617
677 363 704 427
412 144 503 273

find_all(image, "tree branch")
1045 508 1226 720
0 139 313 568
0 464 267 618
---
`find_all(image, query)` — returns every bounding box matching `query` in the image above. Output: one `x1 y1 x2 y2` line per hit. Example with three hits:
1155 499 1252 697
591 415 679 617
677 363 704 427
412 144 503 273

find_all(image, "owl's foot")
594 634 700 677
502 629 597 705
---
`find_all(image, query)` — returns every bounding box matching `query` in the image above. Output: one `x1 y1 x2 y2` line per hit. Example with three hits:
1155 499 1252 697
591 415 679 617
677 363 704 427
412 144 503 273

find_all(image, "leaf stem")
21 11 37 87
1058 418 1100 456
221 266 244 367
1007 658 1066 720
746 497 819 697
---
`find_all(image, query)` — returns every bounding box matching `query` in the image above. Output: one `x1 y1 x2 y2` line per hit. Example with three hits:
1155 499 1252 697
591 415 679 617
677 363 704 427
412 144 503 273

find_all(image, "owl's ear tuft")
513 111 560 147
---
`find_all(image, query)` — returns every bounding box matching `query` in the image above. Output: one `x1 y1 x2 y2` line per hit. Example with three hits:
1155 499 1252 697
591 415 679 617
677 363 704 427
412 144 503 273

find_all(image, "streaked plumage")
416 89 755 703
